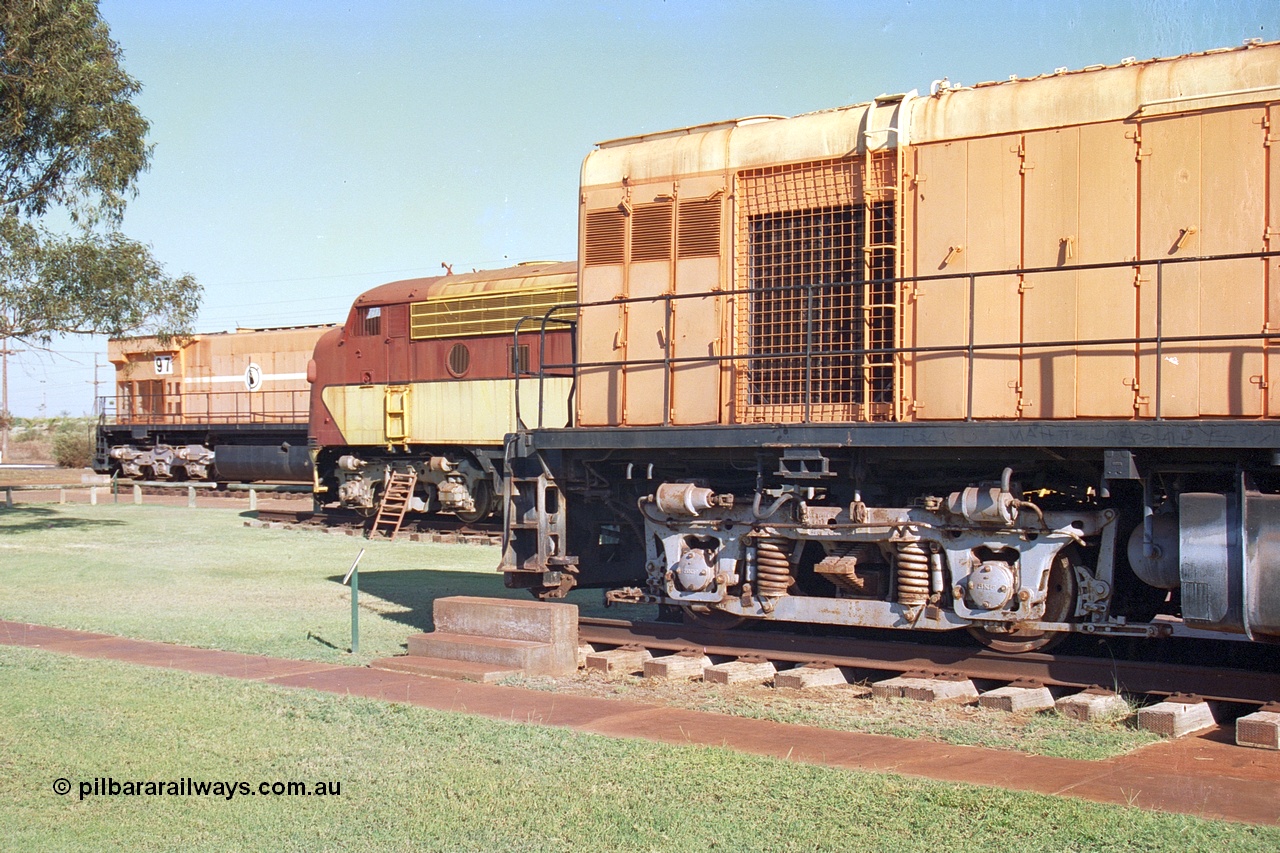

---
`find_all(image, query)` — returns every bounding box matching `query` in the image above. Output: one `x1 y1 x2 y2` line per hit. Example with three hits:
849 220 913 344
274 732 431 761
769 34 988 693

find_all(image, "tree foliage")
0 0 200 346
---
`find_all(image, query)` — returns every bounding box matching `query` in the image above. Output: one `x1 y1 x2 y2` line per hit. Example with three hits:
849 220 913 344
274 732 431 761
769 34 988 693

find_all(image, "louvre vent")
584 208 626 266
631 203 673 262
409 283 576 340
678 198 721 258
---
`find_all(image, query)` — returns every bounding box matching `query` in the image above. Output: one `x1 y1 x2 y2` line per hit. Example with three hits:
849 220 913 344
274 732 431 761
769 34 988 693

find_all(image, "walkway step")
370 655 520 683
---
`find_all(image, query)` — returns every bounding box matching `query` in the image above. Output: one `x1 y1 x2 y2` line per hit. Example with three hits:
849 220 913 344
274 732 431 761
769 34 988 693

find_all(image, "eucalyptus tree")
0 0 200 348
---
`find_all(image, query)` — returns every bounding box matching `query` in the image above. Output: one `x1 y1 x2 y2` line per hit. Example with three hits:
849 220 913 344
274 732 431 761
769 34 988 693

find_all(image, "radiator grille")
410 283 576 340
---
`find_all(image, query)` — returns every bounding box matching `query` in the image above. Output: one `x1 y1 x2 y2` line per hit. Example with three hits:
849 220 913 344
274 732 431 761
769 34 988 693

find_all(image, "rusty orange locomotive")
96 325 332 481
495 42 1280 650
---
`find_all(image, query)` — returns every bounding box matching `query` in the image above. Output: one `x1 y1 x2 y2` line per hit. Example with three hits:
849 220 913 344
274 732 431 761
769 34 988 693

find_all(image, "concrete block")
407 632 563 674
774 663 849 690
576 643 596 669
643 650 712 680
1235 710 1280 750
433 596 577 648
703 658 777 686
1055 689 1130 722
873 672 978 704
370 656 520 683
1138 697 1217 738
584 646 652 676
979 684 1055 713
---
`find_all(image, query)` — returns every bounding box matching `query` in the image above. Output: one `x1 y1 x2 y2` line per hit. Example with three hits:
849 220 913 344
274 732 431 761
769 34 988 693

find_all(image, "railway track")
250 508 503 546
577 616 1280 707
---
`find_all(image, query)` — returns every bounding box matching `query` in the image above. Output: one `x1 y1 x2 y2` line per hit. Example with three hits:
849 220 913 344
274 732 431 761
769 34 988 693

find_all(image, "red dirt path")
2 619 1277 825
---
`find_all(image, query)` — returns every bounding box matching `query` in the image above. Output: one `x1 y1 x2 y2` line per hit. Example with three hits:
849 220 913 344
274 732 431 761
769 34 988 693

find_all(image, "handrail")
522 249 1280 428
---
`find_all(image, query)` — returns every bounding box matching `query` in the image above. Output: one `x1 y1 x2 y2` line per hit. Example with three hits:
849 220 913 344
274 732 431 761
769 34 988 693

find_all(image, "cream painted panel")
910 142 969 420
624 261 671 425
1200 108 1266 416
965 134 1021 419
1076 121 1139 417
1139 115 1201 418
1021 128 1079 419
672 256 723 424
577 265 625 426
325 378 572 446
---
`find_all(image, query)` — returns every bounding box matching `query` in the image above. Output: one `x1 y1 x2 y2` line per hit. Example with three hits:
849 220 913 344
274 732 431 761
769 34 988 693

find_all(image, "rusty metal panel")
1021 128 1079 419
965 134 1022 419
1139 115 1202 418
623 261 671 425
576 265 625 426
909 141 968 420
1199 108 1266 416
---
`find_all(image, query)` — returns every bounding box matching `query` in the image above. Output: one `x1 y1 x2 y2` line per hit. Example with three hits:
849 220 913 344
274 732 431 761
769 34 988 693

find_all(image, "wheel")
967 550 1078 654
683 604 747 631
455 479 497 524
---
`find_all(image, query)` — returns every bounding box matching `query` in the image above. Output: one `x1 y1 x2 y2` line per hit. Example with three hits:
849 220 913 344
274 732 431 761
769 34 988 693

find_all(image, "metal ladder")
369 470 417 541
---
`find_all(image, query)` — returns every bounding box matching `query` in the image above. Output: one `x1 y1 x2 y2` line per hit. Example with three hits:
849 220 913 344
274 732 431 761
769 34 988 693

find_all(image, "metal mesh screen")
735 157 897 422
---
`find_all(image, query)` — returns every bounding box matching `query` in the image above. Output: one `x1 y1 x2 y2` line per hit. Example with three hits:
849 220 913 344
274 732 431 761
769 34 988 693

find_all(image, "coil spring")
755 536 795 598
895 541 930 606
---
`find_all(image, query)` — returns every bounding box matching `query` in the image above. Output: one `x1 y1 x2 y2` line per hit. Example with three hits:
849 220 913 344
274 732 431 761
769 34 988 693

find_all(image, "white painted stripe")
186 373 308 384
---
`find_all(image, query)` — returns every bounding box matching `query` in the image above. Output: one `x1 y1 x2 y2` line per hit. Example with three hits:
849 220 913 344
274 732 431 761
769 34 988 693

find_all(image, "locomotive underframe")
96 422 312 482
502 421 1280 647
315 444 503 522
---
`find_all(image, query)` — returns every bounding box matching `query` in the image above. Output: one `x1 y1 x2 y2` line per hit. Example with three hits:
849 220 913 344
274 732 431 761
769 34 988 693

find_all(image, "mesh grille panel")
735 157 897 422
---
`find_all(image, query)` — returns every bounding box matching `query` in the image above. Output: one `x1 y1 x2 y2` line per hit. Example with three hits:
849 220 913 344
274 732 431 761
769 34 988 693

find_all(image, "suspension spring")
755 536 795 598
895 540 930 606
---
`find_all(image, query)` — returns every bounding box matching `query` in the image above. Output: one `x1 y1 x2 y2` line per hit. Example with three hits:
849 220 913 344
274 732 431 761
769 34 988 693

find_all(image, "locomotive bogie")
325 450 498 520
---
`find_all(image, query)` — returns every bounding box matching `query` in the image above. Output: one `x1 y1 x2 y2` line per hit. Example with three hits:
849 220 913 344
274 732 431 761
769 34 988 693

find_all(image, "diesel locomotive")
95 325 332 482
307 262 575 521
501 42 1280 651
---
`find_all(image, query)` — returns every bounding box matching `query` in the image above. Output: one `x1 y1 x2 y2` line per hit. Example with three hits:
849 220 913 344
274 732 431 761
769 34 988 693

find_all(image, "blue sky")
6 0 1277 417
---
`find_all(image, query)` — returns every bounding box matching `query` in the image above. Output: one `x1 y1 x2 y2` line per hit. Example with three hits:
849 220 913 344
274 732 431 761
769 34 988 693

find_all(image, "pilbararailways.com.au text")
53 777 342 801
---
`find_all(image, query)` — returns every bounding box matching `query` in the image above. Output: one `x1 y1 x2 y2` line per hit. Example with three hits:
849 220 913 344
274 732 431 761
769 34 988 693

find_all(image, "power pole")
0 337 20 462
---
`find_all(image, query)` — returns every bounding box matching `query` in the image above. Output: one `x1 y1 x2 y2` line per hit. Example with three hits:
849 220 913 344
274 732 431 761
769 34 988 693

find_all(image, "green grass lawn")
0 503 1161 760
0 503 613 665
3 645 1276 853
